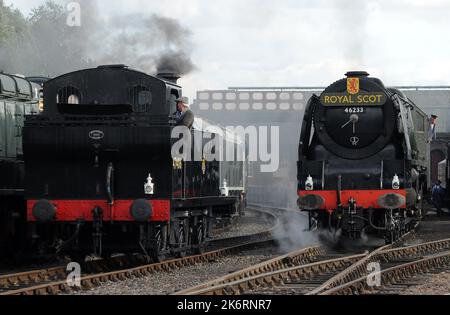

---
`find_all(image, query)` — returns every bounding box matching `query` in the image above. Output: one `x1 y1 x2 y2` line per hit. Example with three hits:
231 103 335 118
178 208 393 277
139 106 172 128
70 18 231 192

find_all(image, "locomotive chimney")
345 71 369 78
156 70 181 84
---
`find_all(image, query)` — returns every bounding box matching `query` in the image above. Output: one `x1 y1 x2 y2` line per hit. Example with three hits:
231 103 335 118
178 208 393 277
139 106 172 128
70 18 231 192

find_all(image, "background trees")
0 0 92 76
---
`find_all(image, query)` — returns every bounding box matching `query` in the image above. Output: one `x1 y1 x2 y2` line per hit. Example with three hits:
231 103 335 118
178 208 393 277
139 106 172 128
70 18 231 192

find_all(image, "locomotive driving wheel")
192 223 206 254
175 225 187 258
152 226 167 263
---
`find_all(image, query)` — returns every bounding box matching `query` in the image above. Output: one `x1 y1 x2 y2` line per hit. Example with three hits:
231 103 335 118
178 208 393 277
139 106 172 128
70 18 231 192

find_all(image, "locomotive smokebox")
157 71 181 84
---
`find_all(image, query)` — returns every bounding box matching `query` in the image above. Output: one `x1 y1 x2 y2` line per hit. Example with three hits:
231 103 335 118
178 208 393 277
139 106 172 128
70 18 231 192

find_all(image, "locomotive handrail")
393 94 413 160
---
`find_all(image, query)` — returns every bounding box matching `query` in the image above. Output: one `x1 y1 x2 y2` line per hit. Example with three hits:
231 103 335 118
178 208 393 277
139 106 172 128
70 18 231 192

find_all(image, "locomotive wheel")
152 229 166 263
175 226 187 258
192 224 205 254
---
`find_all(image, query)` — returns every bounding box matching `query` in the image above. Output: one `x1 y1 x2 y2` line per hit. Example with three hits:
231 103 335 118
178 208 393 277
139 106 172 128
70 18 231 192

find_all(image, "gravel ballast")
73 247 281 295
211 211 275 239
400 271 450 295
72 210 281 295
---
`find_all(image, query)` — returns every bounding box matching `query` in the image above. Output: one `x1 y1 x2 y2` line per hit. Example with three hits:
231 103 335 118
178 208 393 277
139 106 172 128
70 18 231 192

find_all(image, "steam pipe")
337 175 342 207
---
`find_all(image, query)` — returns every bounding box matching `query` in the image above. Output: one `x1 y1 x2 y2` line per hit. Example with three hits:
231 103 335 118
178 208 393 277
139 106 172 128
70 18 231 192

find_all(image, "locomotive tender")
298 72 429 243
23 65 246 261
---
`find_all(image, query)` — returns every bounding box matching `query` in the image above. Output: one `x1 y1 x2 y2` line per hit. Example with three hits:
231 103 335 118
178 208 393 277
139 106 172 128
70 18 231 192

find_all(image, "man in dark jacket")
174 96 194 129
432 180 445 216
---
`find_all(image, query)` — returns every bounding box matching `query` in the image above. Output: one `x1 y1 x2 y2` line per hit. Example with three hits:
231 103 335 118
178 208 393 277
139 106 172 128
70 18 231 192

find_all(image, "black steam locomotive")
298 72 429 243
23 65 246 261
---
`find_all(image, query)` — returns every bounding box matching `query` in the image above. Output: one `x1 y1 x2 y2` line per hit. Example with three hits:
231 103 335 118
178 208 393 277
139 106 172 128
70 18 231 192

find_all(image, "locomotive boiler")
297 72 429 243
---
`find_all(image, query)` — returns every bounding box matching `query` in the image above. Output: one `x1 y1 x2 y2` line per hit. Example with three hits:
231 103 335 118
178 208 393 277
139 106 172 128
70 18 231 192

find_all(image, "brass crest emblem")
347 78 360 95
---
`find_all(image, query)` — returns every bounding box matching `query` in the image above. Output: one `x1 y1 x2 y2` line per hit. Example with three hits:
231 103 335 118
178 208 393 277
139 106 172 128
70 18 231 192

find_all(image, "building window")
293 102 305 111
280 103 290 110
293 92 304 100
212 103 223 110
253 103 263 110
280 92 290 100
213 93 223 100
267 103 277 110
226 103 237 110
253 92 264 100
266 92 277 100
199 92 210 100
239 93 250 100
239 103 250 110
226 92 236 100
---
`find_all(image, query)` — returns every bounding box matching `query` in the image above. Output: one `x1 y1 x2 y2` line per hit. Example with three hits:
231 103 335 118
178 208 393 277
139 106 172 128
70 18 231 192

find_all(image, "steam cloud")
0 0 196 77
333 0 369 68
272 210 320 253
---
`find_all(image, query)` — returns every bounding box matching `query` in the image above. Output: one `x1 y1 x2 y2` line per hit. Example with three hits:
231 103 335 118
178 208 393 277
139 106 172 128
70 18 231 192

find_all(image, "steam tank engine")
298 72 429 243
23 65 246 261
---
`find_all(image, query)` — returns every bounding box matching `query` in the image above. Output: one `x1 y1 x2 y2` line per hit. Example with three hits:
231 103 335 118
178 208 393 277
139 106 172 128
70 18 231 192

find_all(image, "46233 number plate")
344 107 364 114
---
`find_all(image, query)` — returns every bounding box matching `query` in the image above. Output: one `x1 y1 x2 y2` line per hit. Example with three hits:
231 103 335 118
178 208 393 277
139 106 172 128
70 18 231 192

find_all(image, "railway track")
320 238 450 295
173 249 363 295
178 238 450 295
175 224 448 295
0 207 282 295
3 207 435 296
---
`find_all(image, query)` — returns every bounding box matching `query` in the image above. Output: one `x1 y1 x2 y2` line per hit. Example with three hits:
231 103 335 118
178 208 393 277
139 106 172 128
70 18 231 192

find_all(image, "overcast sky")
6 0 450 100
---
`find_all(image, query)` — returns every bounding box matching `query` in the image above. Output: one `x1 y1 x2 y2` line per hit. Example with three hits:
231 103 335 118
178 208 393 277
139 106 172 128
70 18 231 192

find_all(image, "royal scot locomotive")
298 72 429 243
23 65 246 261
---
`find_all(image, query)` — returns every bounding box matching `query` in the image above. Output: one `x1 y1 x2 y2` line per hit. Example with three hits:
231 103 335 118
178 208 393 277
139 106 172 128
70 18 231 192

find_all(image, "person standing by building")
431 180 445 216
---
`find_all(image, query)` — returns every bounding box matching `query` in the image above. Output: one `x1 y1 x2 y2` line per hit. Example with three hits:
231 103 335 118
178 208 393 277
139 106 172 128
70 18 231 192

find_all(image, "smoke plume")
333 0 370 68
0 0 197 77
83 6 197 75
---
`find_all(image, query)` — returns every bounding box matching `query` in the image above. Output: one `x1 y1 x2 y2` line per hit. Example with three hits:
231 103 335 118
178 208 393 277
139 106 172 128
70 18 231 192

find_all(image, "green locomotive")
0 73 43 255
